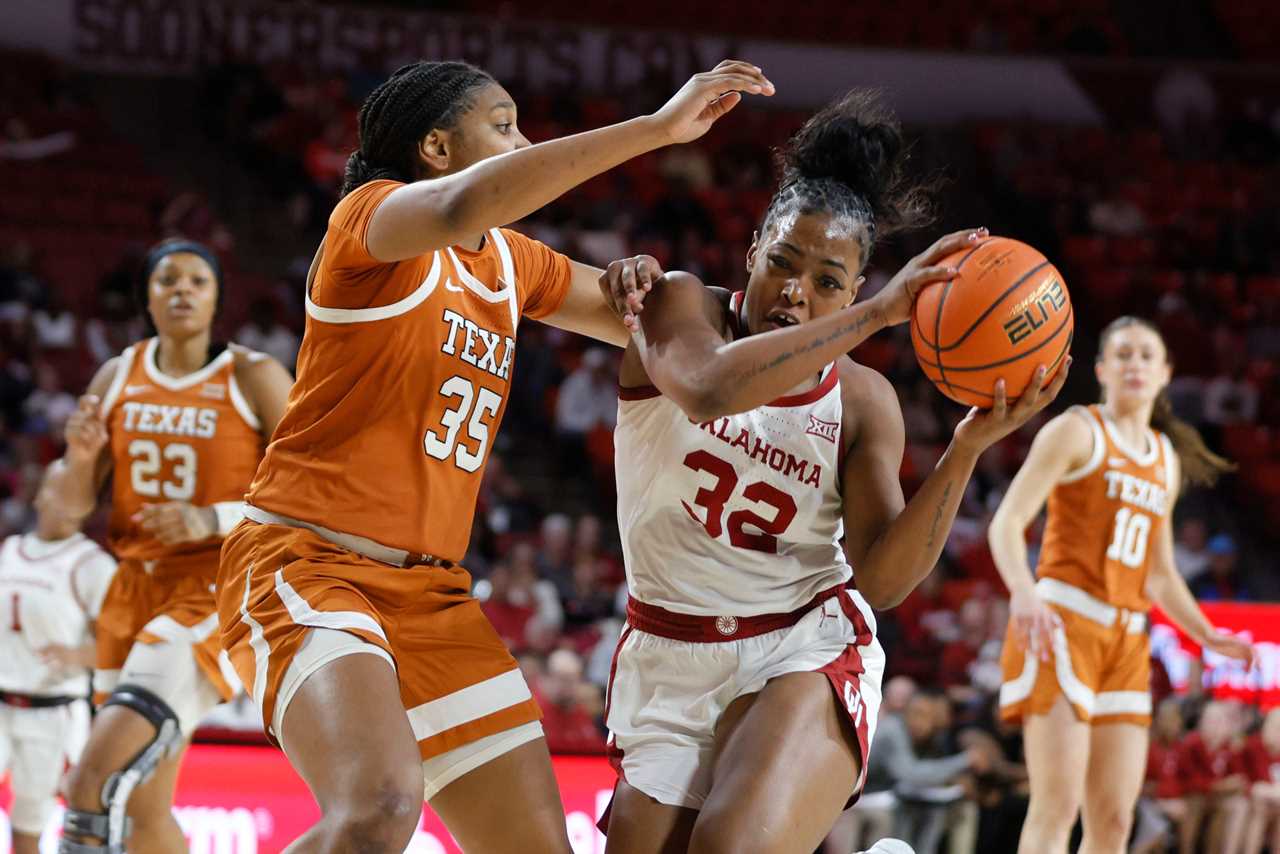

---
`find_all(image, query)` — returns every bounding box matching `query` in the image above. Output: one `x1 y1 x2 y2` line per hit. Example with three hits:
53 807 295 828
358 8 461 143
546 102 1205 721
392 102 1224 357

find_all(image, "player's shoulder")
227 342 288 379
1035 405 1096 451
836 357 897 408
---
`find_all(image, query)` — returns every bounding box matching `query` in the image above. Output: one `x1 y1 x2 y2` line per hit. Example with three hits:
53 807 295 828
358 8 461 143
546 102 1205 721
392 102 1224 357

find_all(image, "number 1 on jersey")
9 592 20 633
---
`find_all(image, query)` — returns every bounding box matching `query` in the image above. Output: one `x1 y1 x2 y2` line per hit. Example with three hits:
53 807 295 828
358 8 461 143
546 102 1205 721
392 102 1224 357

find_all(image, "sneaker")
856 841 916 854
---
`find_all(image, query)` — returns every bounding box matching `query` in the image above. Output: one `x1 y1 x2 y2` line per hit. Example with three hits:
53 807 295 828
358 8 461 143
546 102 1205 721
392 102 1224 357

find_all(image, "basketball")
910 237 1074 408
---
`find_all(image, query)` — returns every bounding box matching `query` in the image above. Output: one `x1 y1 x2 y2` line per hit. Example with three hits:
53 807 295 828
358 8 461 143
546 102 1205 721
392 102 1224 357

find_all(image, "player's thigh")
693 671 860 854
603 779 699 854
428 736 571 854
1024 693 1091 814
279 650 423 816
70 704 160 791
1081 721 1149 826
10 719 66 836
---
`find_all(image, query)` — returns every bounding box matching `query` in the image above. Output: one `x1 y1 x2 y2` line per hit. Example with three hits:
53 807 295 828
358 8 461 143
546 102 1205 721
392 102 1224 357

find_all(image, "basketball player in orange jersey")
43 239 293 854
990 315 1254 854
596 91 1068 854
215 59 775 853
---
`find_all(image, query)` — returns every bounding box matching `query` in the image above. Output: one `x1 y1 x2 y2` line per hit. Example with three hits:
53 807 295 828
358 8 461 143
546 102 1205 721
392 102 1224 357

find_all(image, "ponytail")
1150 389 1235 488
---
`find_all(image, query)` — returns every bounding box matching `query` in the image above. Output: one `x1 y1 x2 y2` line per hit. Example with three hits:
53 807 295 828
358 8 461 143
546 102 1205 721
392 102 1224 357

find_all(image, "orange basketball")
910 237 1073 408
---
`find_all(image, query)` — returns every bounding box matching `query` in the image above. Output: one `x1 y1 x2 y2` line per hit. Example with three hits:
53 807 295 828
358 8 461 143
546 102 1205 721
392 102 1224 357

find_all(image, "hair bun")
776 90 930 237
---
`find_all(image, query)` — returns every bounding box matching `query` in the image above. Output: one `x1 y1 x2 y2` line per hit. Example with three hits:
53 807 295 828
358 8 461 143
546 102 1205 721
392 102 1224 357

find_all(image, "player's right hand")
64 395 108 462
1009 586 1061 663
651 60 774 145
871 228 989 326
599 255 666 333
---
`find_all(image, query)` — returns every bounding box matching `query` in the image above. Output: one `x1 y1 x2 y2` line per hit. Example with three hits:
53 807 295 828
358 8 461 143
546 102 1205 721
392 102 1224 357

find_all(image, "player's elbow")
665 372 732 424
987 508 1023 550
858 575 906 610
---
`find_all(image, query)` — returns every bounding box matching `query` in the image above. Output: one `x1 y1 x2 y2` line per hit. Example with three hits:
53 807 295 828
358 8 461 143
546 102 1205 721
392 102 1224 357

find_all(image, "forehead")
152 252 215 279
466 82 515 115
1105 325 1164 353
764 211 862 270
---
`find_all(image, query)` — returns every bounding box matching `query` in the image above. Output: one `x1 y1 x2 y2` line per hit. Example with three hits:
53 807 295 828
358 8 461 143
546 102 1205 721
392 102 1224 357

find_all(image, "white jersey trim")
305 250 442 324
98 344 137 418
227 371 262 432
1160 434 1177 496
1059 407 1107 483
404 668 532 741
1100 409 1159 467
141 337 235 391
488 228 521 333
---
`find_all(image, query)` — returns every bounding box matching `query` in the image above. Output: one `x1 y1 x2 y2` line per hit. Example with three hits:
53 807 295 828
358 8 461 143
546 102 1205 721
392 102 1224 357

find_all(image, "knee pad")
59 685 184 853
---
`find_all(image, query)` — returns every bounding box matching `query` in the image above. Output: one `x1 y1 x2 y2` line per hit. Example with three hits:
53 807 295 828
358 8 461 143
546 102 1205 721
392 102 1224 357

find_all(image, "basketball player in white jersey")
599 91 1070 854
0 468 115 853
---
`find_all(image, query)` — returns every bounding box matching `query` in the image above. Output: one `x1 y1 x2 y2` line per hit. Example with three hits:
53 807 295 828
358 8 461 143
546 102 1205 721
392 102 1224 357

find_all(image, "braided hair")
342 61 496 197
1097 316 1235 488
761 90 932 269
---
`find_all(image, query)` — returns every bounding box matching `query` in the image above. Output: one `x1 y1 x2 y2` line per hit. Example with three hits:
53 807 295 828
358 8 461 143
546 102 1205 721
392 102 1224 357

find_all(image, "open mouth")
766 310 800 329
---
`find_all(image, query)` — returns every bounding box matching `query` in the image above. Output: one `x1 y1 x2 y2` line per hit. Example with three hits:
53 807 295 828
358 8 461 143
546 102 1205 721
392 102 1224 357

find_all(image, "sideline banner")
0 745 616 853
1150 602 1279 709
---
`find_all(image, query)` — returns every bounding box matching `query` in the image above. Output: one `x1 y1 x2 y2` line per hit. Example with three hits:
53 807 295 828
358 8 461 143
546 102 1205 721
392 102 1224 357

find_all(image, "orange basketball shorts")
95 551 236 724
998 579 1151 727
216 520 541 759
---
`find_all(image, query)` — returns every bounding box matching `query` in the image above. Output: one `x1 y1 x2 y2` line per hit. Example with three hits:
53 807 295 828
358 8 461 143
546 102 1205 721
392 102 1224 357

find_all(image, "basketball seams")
911 240 986 350
925 319 1073 405
938 260 1051 352
913 304 1073 372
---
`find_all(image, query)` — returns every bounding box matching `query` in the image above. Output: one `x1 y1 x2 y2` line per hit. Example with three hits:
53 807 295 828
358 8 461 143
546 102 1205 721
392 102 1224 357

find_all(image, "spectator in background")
30 292 76 352
1204 364 1260 427
537 649 604 755
1243 707 1280 854
235 296 300 371
1182 700 1249 854
1192 535 1254 601
1174 517 1213 584
537 513 574 591
20 362 75 437
553 347 616 465
477 544 563 653
1135 698 1202 854
864 690 984 854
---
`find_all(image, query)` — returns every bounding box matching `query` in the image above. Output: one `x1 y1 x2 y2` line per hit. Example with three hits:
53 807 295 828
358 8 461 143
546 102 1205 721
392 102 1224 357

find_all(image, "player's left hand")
599 255 664 333
134 502 217 544
1203 629 1255 667
952 358 1072 455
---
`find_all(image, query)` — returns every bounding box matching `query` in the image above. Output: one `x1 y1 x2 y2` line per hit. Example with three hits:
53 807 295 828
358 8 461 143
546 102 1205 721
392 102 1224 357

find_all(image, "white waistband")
1036 578 1146 634
244 504 425 568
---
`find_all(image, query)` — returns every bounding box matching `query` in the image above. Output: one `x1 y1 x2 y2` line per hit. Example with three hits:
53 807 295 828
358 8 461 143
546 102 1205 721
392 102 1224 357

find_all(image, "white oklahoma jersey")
615 362 850 615
607 337 884 814
0 532 116 697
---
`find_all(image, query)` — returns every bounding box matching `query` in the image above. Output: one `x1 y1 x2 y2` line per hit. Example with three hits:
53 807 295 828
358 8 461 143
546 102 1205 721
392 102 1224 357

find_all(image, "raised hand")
133 502 216 545
651 60 775 145
599 255 666 332
871 228 990 326
952 358 1072 455
64 395 109 462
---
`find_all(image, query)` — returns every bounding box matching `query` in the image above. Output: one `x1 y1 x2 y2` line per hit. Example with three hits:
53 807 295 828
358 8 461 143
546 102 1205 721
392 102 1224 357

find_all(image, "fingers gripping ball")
910 237 1073 407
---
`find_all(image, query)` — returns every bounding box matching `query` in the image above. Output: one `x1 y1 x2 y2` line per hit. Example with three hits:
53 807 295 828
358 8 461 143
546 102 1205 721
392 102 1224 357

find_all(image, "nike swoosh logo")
443 278 464 293
124 384 151 395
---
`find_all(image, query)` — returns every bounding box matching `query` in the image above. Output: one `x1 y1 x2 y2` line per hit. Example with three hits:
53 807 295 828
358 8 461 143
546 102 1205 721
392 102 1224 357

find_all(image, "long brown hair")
1097 316 1235 488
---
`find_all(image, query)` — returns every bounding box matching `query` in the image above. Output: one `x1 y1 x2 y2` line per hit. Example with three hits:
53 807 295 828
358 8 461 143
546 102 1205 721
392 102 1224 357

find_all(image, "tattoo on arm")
925 481 954 550
736 306 881 384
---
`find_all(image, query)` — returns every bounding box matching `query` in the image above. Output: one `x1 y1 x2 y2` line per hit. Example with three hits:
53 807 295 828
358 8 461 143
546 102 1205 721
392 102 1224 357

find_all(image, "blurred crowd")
1 13 1279 849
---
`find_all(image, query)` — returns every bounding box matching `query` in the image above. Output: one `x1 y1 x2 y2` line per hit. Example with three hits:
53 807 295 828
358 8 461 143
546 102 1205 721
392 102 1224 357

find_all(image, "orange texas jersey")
1037 405 1176 612
247 179 573 564
100 338 265 563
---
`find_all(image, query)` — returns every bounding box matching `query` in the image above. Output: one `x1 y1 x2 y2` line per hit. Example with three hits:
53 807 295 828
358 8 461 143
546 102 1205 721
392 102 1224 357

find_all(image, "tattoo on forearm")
926 481 954 550
737 306 881 384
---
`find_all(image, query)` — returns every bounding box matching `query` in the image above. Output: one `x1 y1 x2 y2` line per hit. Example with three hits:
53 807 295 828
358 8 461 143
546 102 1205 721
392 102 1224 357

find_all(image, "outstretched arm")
366 62 773 261
845 362 1069 610
1146 462 1254 665
613 229 989 420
